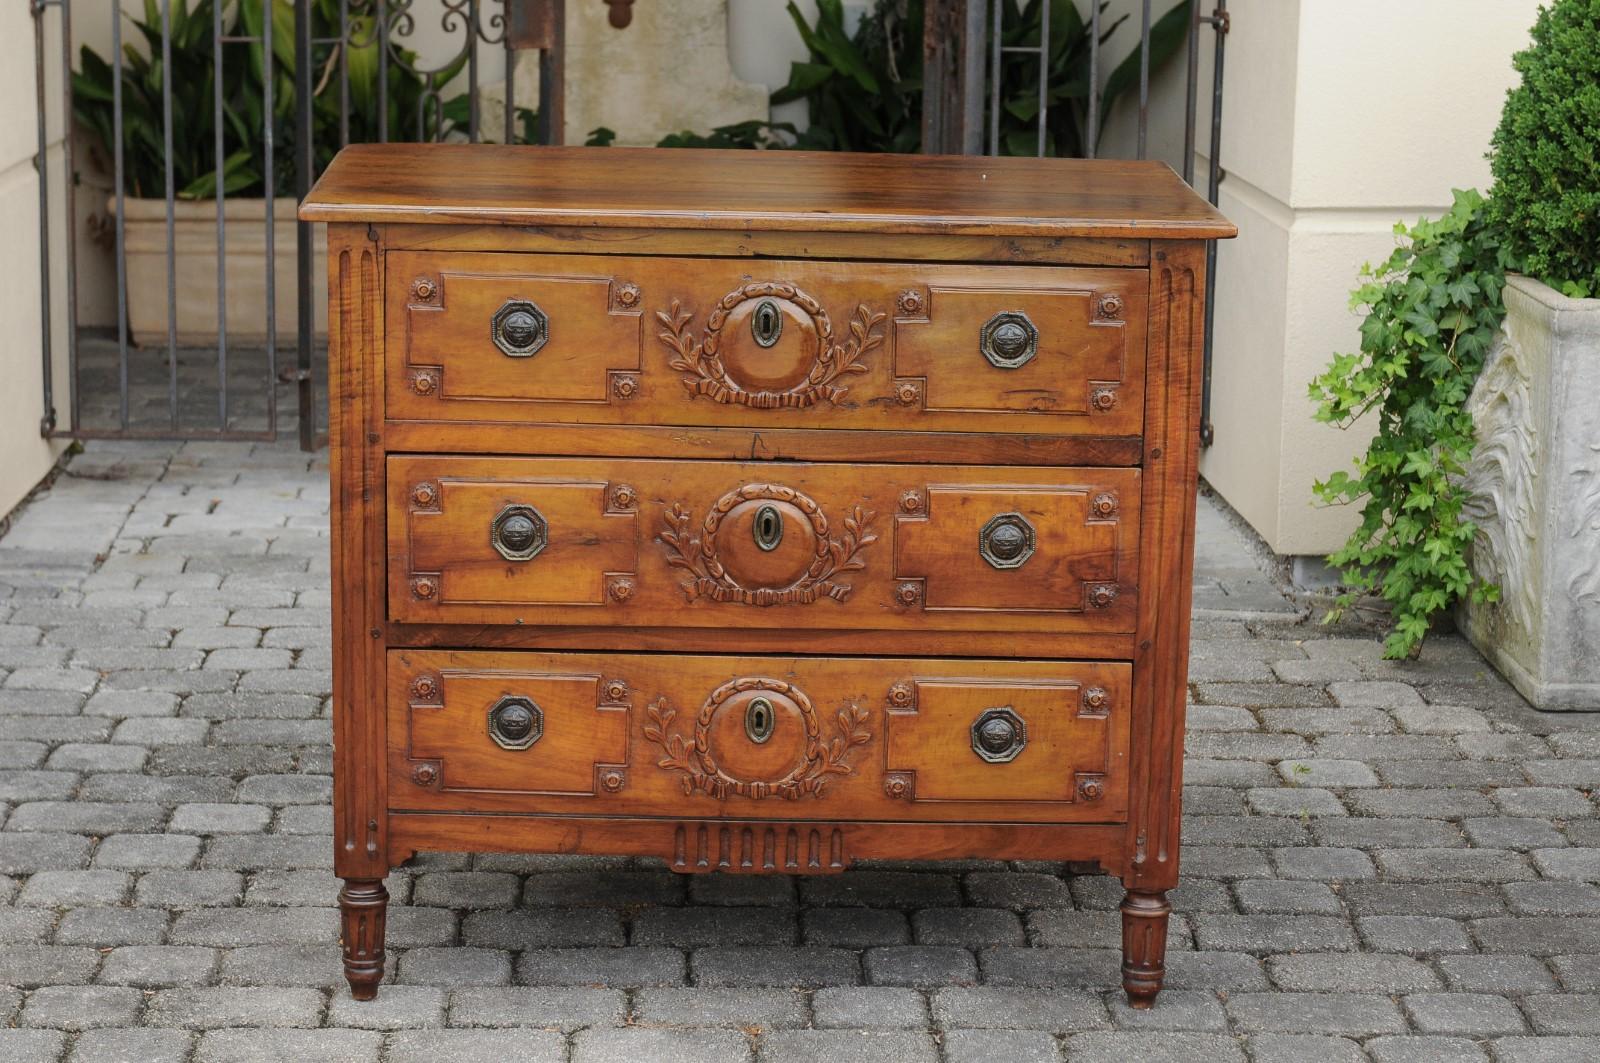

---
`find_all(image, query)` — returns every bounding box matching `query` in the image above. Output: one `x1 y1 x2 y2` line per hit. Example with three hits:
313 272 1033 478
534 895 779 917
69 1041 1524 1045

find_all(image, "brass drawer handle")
979 512 1036 570
980 310 1038 369
488 695 543 751
491 504 548 562
972 707 1027 763
491 299 549 357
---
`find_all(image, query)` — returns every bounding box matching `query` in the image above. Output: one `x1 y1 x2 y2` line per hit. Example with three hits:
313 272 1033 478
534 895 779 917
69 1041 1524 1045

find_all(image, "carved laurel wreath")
642 677 873 800
658 484 876 606
656 282 886 408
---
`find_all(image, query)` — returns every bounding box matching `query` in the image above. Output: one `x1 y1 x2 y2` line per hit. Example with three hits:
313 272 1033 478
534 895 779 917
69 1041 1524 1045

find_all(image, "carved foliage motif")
658 484 877 606
656 282 885 408
643 677 872 800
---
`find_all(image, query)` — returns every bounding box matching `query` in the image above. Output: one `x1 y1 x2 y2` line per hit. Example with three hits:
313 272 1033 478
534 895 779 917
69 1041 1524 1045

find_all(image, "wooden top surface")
300 143 1235 240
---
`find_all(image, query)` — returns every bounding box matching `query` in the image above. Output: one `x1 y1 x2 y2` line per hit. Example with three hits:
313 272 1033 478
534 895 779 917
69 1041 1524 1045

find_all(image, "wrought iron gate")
33 0 1223 451
31 0 562 450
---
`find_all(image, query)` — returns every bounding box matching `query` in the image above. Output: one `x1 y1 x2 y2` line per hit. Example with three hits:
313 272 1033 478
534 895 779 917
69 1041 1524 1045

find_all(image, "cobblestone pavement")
0 438 1597 1063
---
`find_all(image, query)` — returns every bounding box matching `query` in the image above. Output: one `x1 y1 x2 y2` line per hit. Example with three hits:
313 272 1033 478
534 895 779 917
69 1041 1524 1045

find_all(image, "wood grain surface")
300 144 1237 240
386 455 1141 635
316 141 1233 1007
388 649 1131 824
386 251 1148 440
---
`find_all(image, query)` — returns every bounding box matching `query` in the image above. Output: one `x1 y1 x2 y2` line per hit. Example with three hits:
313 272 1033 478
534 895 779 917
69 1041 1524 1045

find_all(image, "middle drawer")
388 455 1140 636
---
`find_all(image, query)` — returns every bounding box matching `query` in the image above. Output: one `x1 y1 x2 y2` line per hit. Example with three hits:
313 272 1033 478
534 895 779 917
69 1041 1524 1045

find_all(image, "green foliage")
74 0 477 200
1308 190 1515 658
654 121 803 150
770 0 923 153
770 0 1190 157
994 0 1192 157
1488 0 1600 298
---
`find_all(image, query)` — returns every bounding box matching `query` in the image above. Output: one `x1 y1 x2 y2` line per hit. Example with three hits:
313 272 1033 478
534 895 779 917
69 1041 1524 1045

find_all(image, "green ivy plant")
1308 190 1515 658
1309 0 1598 659
1487 0 1600 298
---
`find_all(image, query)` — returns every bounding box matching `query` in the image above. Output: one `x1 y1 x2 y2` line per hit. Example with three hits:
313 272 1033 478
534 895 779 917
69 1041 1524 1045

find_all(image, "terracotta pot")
115 195 327 347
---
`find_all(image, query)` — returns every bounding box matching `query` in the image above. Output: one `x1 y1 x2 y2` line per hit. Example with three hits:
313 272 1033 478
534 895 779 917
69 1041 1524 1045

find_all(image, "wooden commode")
301 143 1235 1006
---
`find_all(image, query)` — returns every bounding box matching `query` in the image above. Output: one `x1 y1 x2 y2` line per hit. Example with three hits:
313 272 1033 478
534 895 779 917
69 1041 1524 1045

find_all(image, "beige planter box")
117 196 327 347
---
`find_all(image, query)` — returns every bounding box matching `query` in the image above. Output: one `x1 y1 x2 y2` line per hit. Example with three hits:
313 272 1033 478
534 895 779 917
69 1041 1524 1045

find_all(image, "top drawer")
386 252 1146 440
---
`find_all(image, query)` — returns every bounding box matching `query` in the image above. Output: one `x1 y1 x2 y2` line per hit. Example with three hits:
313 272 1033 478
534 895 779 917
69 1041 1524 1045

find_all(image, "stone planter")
1461 274 1600 710
117 196 327 347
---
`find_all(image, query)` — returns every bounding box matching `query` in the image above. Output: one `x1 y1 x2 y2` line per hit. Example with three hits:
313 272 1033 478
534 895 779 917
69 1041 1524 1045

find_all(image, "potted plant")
1309 0 1598 708
1459 0 1600 710
73 0 467 346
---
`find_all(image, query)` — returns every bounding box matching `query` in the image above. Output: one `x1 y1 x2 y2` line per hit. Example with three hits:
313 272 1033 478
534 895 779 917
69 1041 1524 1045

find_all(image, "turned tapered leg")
1121 887 1171 1008
339 878 388 999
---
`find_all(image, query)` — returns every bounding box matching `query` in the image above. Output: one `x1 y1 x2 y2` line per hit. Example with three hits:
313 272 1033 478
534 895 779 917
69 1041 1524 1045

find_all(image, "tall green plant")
994 0 1192 157
74 0 470 200
1488 0 1600 298
1308 193 1514 658
771 0 1190 157
770 0 924 153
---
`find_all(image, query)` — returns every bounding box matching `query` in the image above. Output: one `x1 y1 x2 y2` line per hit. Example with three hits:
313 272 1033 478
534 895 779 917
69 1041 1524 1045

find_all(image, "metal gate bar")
32 0 559 450
39 2 1211 449
1184 0 1229 447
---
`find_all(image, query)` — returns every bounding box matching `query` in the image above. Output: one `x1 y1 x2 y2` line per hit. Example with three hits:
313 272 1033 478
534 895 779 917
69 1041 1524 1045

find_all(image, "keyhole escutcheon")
751 299 783 348
753 504 784 552
745 696 776 743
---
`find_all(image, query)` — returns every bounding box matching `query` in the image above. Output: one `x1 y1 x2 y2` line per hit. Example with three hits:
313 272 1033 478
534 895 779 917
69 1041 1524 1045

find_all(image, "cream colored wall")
1195 0 1538 556
0 2 69 523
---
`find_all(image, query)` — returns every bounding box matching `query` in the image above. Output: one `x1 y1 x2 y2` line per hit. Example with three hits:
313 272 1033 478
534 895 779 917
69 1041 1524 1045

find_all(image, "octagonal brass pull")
979 512 1036 570
491 504 548 562
972 707 1027 763
980 311 1038 369
491 299 549 357
488 695 543 751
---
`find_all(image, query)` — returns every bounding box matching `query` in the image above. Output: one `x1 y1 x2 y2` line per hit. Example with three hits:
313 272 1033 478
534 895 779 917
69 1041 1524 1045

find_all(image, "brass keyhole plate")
751 298 784 348
752 504 784 552
745 696 776 743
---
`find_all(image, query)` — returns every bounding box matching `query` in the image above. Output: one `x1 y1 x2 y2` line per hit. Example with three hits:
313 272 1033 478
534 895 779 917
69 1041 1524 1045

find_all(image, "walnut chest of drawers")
301 143 1235 1006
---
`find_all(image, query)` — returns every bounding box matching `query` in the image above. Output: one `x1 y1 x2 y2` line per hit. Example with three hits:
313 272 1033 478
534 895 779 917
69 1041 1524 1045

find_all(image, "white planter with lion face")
1461 274 1600 710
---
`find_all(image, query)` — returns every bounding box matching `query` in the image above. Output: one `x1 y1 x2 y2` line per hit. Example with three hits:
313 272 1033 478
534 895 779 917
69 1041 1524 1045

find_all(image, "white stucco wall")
0 2 69 522
1195 0 1539 555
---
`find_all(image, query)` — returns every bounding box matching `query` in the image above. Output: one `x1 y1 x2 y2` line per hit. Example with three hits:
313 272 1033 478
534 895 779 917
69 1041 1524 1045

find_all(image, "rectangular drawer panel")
387 252 1145 441
389 455 1139 635
390 649 1131 824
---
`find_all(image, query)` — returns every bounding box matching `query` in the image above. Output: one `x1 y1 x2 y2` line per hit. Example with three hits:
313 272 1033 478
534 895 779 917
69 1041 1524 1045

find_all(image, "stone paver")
0 441 1596 1059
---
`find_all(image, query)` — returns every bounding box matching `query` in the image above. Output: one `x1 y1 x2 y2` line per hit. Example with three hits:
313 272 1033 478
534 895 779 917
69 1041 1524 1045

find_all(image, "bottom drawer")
389 650 1131 823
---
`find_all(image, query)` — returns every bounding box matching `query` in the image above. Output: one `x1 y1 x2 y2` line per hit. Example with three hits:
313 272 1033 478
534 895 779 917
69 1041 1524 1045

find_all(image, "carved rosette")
655 281 885 408
658 484 876 606
643 677 872 800
409 369 439 396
